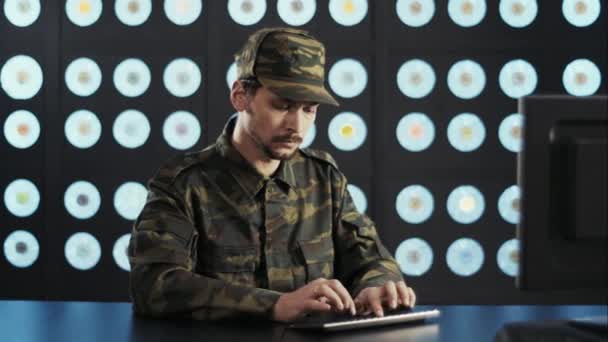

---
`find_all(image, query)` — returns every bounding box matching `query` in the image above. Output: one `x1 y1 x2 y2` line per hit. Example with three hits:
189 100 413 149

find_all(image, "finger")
408 287 417 308
368 289 384 317
318 296 329 303
317 284 344 311
304 299 332 313
396 281 410 307
327 279 355 315
384 281 399 309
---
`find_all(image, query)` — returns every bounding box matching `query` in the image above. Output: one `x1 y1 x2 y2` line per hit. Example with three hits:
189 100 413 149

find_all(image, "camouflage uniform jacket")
128 116 404 320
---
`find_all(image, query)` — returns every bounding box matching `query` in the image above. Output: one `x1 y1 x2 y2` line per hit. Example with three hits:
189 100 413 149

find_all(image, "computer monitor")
516 95 607 292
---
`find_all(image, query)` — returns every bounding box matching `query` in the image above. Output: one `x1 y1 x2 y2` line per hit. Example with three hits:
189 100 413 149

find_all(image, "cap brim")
258 77 340 107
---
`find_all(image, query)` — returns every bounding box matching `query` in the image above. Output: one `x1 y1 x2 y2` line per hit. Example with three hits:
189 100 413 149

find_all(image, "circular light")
447 185 485 224
277 0 316 26
65 0 103 27
113 58 151 97
65 57 102 97
396 59 436 99
113 234 131 271
347 184 367 213
163 111 201 150
163 58 202 98
499 0 538 28
328 112 367 151
498 113 523 152
112 109 150 149
4 230 39 268
115 0 152 26
396 112 435 152
226 62 237 89
447 113 486 152
64 180 101 220
4 179 40 217
4 0 41 27
4 110 41 149
396 0 435 27
0 55 43 100
447 59 486 99
65 109 102 149
562 59 602 96
498 185 520 224
395 238 433 276
562 0 601 27
448 0 486 27
328 58 368 98
396 185 434 224
328 0 368 26
64 232 101 271
164 0 202 25
497 238 519 277
446 238 484 276
300 123 316 148
114 182 147 220
228 0 266 26
499 59 538 99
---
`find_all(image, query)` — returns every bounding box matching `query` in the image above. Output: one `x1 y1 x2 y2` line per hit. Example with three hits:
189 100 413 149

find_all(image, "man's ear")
230 80 249 112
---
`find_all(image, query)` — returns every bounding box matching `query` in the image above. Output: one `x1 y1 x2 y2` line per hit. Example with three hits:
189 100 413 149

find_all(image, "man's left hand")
353 281 416 317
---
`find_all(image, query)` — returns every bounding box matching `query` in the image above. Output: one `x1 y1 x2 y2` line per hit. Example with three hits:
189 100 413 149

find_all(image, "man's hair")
239 77 262 97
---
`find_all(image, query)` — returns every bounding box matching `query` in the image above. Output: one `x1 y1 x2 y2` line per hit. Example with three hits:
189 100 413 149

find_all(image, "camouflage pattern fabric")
128 116 404 320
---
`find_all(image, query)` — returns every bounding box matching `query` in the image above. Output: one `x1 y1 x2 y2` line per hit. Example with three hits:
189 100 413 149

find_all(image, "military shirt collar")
216 116 299 197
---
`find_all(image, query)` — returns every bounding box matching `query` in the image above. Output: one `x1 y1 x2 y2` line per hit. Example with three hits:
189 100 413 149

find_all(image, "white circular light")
4 0 41 27
114 182 148 220
164 0 203 25
562 0 601 27
113 109 150 149
64 232 101 271
328 58 368 98
447 59 486 99
300 123 316 149
396 59 436 99
277 0 316 26
65 57 102 97
65 0 103 27
395 238 434 276
163 111 201 150
396 185 434 224
446 238 484 276
498 113 523 152
499 59 538 99
448 0 486 27
4 179 40 218
447 113 486 152
163 58 202 98
228 0 266 26
347 184 367 213
113 58 151 97
396 112 435 152
226 62 237 89
328 112 367 151
4 230 39 268
498 185 521 224
396 0 435 27
64 180 101 220
447 185 485 224
113 234 132 271
497 238 519 277
4 110 41 149
562 59 602 96
328 0 368 26
499 0 538 28
115 0 152 26
65 109 102 149
1 55 43 100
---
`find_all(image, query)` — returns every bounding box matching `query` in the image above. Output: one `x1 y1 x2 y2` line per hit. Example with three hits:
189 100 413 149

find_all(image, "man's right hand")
271 278 356 322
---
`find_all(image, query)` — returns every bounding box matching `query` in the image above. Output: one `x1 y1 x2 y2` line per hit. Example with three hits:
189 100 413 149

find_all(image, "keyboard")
288 307 440 332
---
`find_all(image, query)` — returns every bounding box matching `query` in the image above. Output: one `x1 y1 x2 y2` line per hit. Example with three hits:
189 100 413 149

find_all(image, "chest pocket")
298 237 335 283
199 245 259 286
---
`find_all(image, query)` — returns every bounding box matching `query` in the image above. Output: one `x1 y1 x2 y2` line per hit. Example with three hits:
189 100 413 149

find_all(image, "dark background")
1 0 606 303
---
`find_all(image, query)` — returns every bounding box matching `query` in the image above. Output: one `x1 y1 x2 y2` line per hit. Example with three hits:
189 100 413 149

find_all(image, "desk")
0 301 605 342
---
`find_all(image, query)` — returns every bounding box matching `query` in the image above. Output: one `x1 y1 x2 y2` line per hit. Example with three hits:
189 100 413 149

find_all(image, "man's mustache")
272 134 303 144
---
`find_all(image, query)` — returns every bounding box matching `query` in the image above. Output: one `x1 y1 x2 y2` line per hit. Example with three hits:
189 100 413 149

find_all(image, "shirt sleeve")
128 176 282 321
331 172 405 298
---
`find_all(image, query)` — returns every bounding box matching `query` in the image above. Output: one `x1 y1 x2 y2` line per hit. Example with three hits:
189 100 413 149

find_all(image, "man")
128 27 416 323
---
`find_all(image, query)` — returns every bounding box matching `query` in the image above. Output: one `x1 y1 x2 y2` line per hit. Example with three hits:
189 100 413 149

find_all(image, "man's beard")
255 130 302 160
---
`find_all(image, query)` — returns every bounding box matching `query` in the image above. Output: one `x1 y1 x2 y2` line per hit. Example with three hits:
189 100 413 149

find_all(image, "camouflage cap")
235 27 340 107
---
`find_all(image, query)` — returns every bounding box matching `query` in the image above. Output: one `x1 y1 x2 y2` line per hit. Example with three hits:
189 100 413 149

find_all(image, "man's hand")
353 281 416 317
272 278 356 322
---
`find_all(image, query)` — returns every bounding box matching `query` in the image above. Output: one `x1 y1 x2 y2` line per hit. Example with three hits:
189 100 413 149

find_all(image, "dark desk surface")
0 300 606 342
